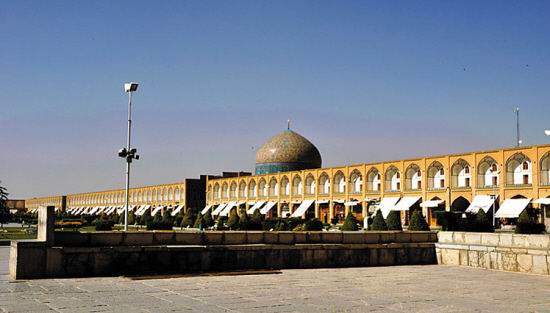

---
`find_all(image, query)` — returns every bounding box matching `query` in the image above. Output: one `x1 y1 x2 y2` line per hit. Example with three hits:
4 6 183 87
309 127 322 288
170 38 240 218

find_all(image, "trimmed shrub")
516 209 545 234
341 212 359 231
239 211 250 230
370 210 388 231
471 210 494 232
303 218 323 231
152 211 162 223
193 213 204 229
162 210 173 224
248 209 264 230
203 209 214 228
408 210 430 231
174 211 184 227
288 217 304 230
386 211 402 231
93 219 114 231
180 209 195 228
216 216 228 230
226 208 240 230
262 219 277 231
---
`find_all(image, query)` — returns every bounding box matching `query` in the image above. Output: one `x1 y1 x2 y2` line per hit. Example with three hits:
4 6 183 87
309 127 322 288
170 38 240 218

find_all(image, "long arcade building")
205 130 550 228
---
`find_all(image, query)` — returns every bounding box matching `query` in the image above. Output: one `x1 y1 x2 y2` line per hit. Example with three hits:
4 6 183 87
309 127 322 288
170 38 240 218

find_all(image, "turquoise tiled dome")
255 130 322 175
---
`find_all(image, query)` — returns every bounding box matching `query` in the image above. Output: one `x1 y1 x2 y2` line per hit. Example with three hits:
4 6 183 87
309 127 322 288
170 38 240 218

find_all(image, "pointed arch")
405 163 421 190
427 161 445 190
367 167 381 192
384 166 401 191
506 153 531 185
451 159 471 188
349 170 363 194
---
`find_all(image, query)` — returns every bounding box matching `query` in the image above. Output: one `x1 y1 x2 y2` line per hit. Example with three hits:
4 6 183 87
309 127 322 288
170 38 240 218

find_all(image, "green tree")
180 209 195 228
516 209 545 234
341 212 359 231
226 208 240 230
193 212 204 229
162 210 173 224
238 210 250 230
371 210 388 231
141 210 152 226
249 209 263 230
152 210 162 223
386 211 403 231
472 210 494 232
408 210 430 231
203 209 214 227
174 210 184 227
0 181 10 228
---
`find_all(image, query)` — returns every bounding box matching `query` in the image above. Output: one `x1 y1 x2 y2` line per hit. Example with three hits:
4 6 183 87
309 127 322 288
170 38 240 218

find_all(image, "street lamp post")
119 82 140 231
515 107 521 147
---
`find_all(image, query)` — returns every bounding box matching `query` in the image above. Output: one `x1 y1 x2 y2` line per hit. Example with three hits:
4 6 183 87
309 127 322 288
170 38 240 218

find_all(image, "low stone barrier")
436 232 550 275
9 207 438 279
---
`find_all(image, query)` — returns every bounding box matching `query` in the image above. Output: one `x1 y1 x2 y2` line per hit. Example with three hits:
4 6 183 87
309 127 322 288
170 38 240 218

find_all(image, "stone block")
123 233 154 246
246 231 264 244
203 232 224 245
224 231 247 244
379 232 396 243
153 232 175 245
441 249 460 265
532 255 549 275
526 235 550 249
517 254 533 273
45 248 64 278
428 232 438 242
90 233 124 246
499 233 513 247
489 252 498 269
512 234 527 248
395 232 411 243
409 232 429 243
459 250 469 266
481 233 500 246
294 232 308 244
501 253 517 272
378 248 395 265
364 232 380 243
468 251 479 267
437 231 453 243
453 232 466 244
10 241 46 279
369 247 379 266
464 233 481 245
54 232 90 246
175 232 203 245
321 232 343 244
38 206 55 245
263 232 278 244
278 232 295 244
307 232 323 243
342 232 364 244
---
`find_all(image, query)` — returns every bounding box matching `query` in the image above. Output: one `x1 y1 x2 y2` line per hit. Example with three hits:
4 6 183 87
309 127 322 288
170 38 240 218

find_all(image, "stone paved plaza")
2 247 550 312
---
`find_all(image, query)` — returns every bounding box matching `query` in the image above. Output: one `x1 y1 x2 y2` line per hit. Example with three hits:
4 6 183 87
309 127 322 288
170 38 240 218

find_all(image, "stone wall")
436 232 550 275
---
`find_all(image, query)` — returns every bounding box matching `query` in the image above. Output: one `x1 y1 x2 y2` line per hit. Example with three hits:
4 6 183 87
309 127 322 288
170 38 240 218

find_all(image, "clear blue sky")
2 1 550 198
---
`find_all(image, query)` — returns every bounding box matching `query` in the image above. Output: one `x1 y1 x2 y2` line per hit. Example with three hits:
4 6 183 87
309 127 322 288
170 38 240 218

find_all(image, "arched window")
269 178 278 196
174 188 180 201
506 153 532 185
428 162 445 189
333 171 346 193
540 152 550 186
230 182 237 198
477 156 499 187
221 183 229 199
451 159 471 188
258 179 267 197
292 176 303 195
280 176 290 196
367 168 381 192
239 181 247 198
349 170 363 194
248 180 257 198
305 175 316 195
405 164 421 190
319 173 330 194
385 166 400 191
168 188 173 201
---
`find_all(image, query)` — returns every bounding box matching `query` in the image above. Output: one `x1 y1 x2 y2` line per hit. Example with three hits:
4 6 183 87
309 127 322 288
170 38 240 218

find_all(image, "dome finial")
287 119 291 130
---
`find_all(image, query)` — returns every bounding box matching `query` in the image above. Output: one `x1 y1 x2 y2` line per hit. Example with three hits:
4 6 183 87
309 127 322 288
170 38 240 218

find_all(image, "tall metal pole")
515 107 520 147
124 92 132 231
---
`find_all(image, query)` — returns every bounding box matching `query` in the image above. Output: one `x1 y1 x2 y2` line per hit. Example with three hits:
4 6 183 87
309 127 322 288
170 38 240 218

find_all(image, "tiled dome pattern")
255 130 322 174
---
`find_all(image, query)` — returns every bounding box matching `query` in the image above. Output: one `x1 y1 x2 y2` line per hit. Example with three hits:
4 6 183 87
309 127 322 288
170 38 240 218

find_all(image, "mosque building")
24 126 550 230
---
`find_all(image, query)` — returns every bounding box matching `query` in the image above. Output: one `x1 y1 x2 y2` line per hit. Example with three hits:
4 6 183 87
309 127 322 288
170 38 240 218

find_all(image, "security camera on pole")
119 82 140 231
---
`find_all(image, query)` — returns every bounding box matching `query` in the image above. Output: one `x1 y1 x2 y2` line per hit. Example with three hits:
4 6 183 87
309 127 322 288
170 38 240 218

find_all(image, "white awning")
465 195 496 214
88 206 101 215
534 198 550 205
394 196 421 212
379 197 400 218
247 202 256 206
365 197 379 202
317 200 329 204
344 201 359 206
292 200 302 204
135 205 151 216
238 201 246 205
151 206 164 216
219 202 237 217
495 198 532 218
420 200 445 208
200 204 212 215
246 201 265 214
333 199 345 204
171 205 184 216
211 203 227 216
290 199 315 217
260 201 277 214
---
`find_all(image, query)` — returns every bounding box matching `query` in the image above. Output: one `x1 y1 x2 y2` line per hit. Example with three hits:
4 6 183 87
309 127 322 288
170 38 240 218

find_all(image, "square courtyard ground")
1 247 550 312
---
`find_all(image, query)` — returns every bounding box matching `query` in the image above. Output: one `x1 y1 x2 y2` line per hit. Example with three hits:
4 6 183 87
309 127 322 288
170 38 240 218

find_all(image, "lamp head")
124 82 139 92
